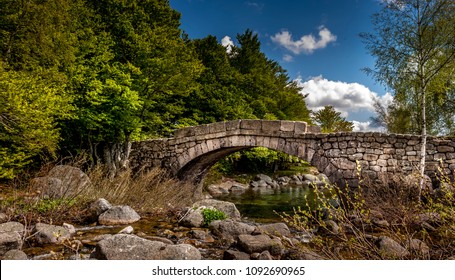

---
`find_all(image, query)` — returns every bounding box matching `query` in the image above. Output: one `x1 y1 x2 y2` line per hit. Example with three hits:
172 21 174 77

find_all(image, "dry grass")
82 166 201 213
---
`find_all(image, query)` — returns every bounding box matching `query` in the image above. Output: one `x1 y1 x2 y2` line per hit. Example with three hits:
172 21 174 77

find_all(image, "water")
219 186 336 223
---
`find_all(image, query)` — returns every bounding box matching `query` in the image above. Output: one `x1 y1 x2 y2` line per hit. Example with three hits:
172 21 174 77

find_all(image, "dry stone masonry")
129 120 455 185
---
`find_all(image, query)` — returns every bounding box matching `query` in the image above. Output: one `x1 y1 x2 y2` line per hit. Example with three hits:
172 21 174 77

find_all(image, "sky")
169 0 394 131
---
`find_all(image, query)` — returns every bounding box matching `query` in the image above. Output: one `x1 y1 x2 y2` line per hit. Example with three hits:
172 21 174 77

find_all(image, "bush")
201 207 227 226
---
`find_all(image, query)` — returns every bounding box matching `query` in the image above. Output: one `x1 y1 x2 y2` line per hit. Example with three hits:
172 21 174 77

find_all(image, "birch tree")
361 0 455 199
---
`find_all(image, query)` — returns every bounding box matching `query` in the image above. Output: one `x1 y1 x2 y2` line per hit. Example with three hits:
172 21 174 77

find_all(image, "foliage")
0 67 73 179
312 105 354 133
201 207 227 226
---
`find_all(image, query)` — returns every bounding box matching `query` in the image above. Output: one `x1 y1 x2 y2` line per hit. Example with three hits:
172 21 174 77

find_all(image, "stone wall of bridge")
129 120 455 185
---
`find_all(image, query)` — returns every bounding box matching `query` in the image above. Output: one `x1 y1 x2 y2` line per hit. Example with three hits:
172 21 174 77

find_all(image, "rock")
206 185 225 196
189 229 212 241
145 236 174 245
372 219 390 228
259 250 273 260
0 213 9 223
255 174 273 184
63 223 76 235
303 174 319 182
89 198 112 219
94 234 201 260
282 249 324 260
33 223 72 244
91 234 113 242
48 165 91 194
256 180 268 188
230 184 247 193
223 250 250 260
193 199 241 220
0 222 25 236
179 208 205 228
376 236 409 259
209 220 256 245
30 177 63 198
257 223 291 237
0 232 23 256
118 226 134 234
237 234 284 255
98 205 140 225
3 249 28 260
250 181 259 188
408 239 430 255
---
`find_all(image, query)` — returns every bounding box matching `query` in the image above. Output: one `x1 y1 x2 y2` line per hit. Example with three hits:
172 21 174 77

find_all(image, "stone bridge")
129 120 455 185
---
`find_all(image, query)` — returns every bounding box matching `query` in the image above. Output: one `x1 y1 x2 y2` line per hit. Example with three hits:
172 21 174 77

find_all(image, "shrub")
201 207 227 226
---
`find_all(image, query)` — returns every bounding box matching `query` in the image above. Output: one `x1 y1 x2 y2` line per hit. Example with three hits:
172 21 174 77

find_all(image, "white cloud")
283 54 294 62
352 121 385 132
296 76 393 132
221 36 234 54
271 26 337 54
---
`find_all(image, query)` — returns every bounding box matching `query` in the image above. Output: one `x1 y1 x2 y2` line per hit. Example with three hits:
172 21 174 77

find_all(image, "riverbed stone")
258 250 274 260
257 223 291 237
376 236 410 259
0 213 8 223
179 207 205 228
0 232 23 256
255 174 273 184
94 234 201 260
237 234 284 255
209 219 256 245
118 226 134 234
0 222 25 236
33 223 72 244
89 198 112 219
3 249 27 260
193 199 241 220
98 205 140 225
223 249 250 260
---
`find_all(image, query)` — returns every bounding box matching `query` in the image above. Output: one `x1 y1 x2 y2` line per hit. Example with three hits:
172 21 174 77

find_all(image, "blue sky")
169 0 393 131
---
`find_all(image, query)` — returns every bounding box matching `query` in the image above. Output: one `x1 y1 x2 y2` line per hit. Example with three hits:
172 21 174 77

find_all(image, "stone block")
174 127 195 138
280 121 295 132
240 119 261 130
261 120 281 132
437 146 454 153
295 122 308 134
226 120 241 131
208 122 226 134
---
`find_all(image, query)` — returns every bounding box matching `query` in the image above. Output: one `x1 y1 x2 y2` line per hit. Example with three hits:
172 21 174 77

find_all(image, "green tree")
0 67 73 179
361 0 455 196
312 106 354 133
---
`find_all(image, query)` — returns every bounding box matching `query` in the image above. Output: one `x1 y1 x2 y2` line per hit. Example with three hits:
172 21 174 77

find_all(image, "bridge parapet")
174 119 314 139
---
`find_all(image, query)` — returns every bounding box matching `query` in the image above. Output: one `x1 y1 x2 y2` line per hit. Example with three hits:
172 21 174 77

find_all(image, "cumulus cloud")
271 26 337 54
296 76 393 132
352 121 385 132
221 36 234 54
283 54 294 62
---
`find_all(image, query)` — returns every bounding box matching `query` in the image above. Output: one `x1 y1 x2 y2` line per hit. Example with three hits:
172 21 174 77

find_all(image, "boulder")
33 223 72 244
94 234 201 260
0 232 23 256
98 205 140 225
2 249 28 260
255 174 273 185
193 199 241 220
257 223 291 237
33 165 91 199
179 208 205 228
0 222 25 236
303 174 319 182
223 250 250 260
230 184 247 193
317 173 330 183
282 249 325 260
237 234 284 255
89 198 112 219
209 220 256 245
376 236 409 259
30 177 63 198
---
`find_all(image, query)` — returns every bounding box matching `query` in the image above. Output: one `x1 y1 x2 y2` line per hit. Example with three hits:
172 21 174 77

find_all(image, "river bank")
1 164 454 260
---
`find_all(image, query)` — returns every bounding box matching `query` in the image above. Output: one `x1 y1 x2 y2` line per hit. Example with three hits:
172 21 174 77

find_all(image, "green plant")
201 207 227 226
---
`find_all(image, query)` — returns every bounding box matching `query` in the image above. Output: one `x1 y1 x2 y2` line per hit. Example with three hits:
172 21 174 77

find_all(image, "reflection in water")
219 186 336 223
